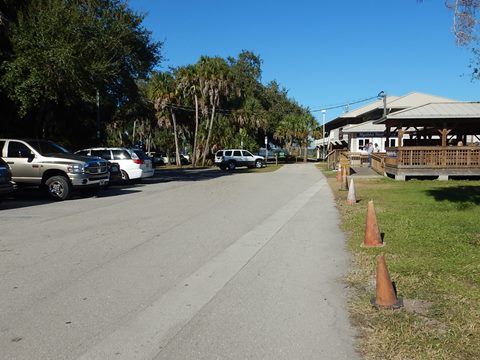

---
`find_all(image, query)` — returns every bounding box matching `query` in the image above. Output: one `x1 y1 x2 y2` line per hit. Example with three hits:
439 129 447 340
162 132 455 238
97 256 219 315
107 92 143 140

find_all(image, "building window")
358 139 364 150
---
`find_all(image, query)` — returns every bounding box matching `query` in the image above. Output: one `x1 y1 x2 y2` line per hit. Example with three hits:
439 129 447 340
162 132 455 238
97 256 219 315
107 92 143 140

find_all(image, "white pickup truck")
0 138 110 201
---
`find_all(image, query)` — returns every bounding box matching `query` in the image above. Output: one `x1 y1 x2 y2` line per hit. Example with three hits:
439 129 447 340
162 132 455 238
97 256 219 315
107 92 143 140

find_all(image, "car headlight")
67 163 85 174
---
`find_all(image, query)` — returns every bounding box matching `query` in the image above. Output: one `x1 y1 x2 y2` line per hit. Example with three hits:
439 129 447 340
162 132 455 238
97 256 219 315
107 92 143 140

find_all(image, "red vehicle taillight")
133 159 144 165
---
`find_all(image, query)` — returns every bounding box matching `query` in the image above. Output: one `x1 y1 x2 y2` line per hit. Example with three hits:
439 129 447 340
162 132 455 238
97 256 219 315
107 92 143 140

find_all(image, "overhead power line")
310 93 384 112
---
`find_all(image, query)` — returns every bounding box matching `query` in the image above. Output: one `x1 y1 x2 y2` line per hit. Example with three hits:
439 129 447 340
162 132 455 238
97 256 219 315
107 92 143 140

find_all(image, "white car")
76 147 154 182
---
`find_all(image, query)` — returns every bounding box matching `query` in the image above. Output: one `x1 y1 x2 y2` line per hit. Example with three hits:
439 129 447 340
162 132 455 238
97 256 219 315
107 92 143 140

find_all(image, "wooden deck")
325 147 480 180
383 146 480 180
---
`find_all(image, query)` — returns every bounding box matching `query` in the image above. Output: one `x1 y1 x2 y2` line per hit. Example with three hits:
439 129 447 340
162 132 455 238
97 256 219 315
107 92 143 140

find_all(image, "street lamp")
321 109 326 160
377 90 387 118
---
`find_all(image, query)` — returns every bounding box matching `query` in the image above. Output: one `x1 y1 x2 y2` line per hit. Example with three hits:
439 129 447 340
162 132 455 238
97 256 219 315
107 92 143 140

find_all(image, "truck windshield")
26 140 71 155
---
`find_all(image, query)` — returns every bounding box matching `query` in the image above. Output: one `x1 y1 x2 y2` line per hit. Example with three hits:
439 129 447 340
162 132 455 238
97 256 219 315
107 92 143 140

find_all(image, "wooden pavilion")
374 102 480 180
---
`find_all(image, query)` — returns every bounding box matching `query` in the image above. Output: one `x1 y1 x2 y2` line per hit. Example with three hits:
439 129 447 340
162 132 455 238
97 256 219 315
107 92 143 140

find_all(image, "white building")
315 92 458 156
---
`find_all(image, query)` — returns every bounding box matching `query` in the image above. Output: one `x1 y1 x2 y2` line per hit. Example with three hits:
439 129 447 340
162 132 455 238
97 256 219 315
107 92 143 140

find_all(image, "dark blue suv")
0 157 14 200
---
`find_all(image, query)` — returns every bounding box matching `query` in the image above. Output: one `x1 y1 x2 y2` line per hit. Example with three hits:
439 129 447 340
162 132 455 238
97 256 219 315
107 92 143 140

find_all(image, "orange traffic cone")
363 200 384 247
336 164 342 182
371 254 403 308
346 178 356 205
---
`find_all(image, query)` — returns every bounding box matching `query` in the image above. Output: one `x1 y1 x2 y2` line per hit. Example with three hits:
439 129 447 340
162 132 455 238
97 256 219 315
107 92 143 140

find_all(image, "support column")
385 126 391 148
398 129 404 147
439 128 451 147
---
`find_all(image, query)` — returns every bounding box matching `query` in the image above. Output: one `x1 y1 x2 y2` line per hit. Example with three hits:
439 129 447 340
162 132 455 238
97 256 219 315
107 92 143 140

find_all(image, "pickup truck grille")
85 160 108 175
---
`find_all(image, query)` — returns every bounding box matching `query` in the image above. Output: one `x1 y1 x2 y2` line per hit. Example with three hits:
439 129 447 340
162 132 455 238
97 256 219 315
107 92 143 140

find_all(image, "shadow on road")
145 167 234 184
0 186 141 210
0 168 235 210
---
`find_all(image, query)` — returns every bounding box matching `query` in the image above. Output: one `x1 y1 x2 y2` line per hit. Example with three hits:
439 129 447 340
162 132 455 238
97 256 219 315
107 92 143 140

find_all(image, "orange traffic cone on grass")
346 178 356 205
363 200 384 247
371 254 403 308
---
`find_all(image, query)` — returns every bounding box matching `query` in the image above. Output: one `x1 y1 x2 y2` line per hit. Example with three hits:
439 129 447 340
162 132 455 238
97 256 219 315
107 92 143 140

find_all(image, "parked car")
75 147 154 182
169 153 190 165
257 148 292 162
147 152 167 167
0 139 109 201
0 157 14 200
214 149 264 170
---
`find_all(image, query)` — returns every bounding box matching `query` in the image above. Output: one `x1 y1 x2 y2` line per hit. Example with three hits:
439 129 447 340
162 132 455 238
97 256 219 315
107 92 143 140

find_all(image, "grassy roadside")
318 164 480 359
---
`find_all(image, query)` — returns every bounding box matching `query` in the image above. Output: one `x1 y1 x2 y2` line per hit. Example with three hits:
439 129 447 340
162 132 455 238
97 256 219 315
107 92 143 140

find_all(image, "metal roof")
338 92 457 119
385 92 457 109
339 97 398 118
341 121 387 133
386 102 480 119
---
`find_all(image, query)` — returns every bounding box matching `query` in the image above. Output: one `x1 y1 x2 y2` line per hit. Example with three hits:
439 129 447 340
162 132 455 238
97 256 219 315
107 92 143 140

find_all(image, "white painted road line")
76 180 323 360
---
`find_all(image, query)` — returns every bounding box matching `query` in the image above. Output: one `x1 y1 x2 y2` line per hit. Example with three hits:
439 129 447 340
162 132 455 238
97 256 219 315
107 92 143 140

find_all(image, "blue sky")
128 0 478 123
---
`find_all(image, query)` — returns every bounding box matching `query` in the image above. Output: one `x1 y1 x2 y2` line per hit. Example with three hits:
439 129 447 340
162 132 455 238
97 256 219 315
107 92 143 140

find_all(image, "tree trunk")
192 93 199 167
303 139 308 163
201 98 217 167
171 109 181 167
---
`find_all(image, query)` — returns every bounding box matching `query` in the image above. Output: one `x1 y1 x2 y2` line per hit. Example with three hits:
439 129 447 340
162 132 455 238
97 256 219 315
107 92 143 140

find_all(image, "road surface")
0 164 358 359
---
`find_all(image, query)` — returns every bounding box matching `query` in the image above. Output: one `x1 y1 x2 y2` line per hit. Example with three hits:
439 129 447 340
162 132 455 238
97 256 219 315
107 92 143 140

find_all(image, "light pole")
96 89 100 140
377 90 386 118
321 109 326 160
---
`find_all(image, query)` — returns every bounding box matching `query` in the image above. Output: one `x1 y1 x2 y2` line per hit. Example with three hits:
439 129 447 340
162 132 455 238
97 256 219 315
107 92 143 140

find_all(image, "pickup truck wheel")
227 161 236 171
45 175 71 201
255 159 263 168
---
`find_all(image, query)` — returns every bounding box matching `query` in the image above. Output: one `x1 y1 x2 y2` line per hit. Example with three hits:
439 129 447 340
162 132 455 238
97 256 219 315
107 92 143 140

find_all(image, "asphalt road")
0 164 359 360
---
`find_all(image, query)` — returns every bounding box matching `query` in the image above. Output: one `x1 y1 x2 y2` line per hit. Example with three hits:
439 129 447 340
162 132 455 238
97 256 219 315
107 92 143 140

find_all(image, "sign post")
264 136 268 166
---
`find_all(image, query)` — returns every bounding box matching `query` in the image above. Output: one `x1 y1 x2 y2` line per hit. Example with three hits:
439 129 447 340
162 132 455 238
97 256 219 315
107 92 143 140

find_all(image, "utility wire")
310 93 383 112
164 92 385 115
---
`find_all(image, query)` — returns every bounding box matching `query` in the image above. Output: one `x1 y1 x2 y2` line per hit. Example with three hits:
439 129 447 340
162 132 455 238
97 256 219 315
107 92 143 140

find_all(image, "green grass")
325 175 480 359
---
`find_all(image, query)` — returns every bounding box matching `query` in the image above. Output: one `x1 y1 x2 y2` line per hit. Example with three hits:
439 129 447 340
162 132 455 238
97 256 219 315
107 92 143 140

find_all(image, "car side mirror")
27 152 35 162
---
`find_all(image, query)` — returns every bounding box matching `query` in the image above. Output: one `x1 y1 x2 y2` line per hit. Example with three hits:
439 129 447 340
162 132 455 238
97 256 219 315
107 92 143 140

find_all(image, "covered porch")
375 102 480 180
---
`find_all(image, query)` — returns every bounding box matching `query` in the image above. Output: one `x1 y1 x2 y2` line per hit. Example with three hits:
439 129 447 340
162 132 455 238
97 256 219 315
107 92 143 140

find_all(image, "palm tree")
148 72 182 167
176 65 201 167
196 56 233 166
274 112 317 162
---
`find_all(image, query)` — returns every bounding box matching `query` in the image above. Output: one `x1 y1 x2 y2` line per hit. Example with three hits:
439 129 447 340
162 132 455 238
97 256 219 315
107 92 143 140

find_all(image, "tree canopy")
0 0 161 146
145 51 317 166
0 1 317 159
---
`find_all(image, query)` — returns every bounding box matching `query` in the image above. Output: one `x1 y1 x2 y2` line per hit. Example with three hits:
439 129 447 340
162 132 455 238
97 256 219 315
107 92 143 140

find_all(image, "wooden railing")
371 153 386 174
326 149 348 170
385 146 480 168
347 152 365 167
